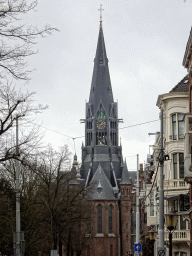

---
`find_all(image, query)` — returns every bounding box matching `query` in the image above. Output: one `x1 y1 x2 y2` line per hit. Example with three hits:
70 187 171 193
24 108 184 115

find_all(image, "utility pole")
136 154 140 244
15 117 21 256
134 154 141 256
158 109 165 255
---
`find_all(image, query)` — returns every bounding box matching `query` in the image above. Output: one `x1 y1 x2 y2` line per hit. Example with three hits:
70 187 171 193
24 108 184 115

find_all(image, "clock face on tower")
96 119 106 130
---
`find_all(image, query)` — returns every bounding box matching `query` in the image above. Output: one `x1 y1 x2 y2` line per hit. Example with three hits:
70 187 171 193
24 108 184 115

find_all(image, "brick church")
71 18 137 256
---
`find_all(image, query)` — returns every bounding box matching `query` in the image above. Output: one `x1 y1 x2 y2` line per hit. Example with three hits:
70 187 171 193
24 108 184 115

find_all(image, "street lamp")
148 226 157 256
165 210 178 256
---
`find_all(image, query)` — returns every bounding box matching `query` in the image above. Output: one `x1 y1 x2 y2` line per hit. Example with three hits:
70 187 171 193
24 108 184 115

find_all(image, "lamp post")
148 226 157 256
165 210 178 256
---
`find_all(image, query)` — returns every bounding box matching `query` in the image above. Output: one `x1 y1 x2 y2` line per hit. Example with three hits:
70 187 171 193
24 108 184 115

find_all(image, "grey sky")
22 0 192 171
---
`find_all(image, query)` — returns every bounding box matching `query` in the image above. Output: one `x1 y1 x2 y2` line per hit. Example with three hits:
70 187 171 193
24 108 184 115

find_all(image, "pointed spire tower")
81 7 121 187
89 18 114 115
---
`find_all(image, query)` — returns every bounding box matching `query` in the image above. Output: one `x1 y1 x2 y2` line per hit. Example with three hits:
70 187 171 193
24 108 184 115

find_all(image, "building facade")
182 27 192 256
145 77 190 256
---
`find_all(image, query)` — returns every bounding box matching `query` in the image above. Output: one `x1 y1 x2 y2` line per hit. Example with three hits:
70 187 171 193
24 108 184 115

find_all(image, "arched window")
87 108 92 118
110 132 116 146
109 204 113 233
97 204 102 233
87 132 92 146
96 131 107 146
97 105 106 119
112 108 116 118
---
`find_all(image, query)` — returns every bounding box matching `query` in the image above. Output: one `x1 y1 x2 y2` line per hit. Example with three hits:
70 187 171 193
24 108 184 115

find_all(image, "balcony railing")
165 230 190 242
164 179 189 190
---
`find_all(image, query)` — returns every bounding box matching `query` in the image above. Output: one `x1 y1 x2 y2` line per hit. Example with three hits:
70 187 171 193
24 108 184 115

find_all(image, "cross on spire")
98 4 104 23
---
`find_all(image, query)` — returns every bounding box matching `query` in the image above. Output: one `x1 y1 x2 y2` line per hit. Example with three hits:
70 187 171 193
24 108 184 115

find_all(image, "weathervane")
98 4 104 23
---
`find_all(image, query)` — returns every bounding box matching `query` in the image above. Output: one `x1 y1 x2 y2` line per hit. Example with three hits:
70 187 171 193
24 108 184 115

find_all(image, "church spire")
88 11 114 116
98 4 104 23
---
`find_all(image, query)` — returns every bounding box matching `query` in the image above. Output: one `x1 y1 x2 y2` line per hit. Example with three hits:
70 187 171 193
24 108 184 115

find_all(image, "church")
71 15 137 256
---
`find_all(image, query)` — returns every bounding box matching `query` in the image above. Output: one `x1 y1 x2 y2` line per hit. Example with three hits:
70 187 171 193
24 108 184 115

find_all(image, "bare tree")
0 0 57 163
0 144 94 256
0 82 47 163
0 0 57 81
31 145 93 256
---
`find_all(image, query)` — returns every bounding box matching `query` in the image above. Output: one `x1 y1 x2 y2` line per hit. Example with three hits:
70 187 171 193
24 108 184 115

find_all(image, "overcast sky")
20 0 192 171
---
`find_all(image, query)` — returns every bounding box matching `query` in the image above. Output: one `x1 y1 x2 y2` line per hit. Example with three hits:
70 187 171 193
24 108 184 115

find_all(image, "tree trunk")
54 233 57 250
59 237 62 256
67 232 71 256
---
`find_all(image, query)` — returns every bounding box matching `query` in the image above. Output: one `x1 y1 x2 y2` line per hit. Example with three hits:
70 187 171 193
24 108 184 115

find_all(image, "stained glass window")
97 105 106 119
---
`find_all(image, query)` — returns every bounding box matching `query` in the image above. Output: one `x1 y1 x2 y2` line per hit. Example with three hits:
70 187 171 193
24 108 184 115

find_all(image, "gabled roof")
88 24 114 116
128 171 137 185
86 164 117 200
169 75 189 93
120 162 131 185
183 27 192 68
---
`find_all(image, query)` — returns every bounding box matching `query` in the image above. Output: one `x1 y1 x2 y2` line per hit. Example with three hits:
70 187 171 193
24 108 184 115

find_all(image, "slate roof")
183 27 192 67
120 163 131 185
169 75 189 93
88 23 114 116
86 164 117 200
128 171 137 185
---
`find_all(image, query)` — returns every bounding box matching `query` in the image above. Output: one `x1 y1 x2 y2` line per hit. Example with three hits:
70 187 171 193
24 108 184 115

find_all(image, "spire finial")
98 4 104 23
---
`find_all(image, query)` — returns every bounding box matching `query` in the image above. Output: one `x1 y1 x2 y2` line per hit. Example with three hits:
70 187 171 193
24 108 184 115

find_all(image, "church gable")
96 102 107 119
86 164 117 200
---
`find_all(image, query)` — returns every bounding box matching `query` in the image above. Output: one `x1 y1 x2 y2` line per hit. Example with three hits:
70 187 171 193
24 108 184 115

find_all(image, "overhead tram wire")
28 121 85 141
26 110 175 143
119 119 160 130
28 117 161 142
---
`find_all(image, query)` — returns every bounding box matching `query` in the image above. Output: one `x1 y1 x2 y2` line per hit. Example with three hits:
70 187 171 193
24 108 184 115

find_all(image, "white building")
146 76 190 256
